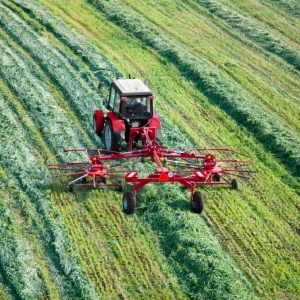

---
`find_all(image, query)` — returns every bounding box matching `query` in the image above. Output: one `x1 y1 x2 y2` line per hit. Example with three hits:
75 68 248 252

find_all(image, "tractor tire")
191 191 204 214
93 114 102 136
104 120 121 152
122 191 136 215
231 179 238 190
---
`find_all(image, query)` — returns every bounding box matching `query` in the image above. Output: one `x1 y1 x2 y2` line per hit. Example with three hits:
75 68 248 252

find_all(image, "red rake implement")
49 128 256 214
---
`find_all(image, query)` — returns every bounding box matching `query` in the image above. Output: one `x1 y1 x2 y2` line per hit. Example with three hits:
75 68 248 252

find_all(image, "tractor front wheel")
104 120 121 151
191 191 204 214
122 192 136 214
93 114 102 136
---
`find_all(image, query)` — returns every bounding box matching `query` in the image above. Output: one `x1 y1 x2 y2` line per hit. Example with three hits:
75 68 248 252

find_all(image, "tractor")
49 79 255 215
93 78 162 151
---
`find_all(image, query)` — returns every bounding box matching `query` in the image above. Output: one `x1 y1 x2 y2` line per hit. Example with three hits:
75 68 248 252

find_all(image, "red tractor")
49 78 255 215
93 78 162 151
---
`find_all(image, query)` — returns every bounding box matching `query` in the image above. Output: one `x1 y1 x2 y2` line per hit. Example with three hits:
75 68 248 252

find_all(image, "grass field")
0 0 299 299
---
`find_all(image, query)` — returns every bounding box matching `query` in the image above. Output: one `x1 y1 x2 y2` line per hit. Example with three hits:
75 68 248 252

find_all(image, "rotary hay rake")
49 127 255 214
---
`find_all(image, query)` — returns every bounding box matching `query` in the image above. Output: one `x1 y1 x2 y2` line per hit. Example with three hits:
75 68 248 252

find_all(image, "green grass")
50 187 188 299
0 0 299 299
84 0 300 177
192 0 300 70
0 82 99 299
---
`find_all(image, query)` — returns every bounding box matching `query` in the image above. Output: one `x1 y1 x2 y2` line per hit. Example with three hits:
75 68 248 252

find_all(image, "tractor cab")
93 78 161 151
107 79 153 122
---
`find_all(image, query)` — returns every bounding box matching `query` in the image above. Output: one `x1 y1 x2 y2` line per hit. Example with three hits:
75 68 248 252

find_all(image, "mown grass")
50 187 188 299
0 279 13 300
0 89 79 299
0 25 100 299
35 1 300 298
1 0 300 299
5 0 255 295
192 0 300 70
217 0 300 35
0 2 190 299
85 0 300 178
0 167 62 300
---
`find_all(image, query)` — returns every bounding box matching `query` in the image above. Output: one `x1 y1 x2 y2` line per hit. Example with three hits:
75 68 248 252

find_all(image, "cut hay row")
200 0 300 46
10 1 300 298
0 37 90 154
0 43 99 300
0 166 71 300
0 80 83 300
268 0 300 17
2 3 258 297
139 187 255 300
88 0 300 176
0 171 45 300
0 3 101 144
1 1 299 299
117 0 300 134
51 189 188 299
0 95 92 299
7 0 122 87
193 0 300 70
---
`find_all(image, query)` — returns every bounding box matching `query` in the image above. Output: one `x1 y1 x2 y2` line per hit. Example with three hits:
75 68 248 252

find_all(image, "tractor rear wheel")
104 120 121 151
122 192 136 214
191 191 204 214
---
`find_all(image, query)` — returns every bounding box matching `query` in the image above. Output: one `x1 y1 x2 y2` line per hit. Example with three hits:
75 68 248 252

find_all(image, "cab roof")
112 79 152 97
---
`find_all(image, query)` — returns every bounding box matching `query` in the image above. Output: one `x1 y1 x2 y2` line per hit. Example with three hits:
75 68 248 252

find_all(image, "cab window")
123 97 152 119
108 87 121 114
108 87 116 110
113 94 121 113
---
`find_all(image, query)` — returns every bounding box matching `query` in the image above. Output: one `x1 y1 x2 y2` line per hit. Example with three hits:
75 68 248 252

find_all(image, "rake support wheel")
191 191 204 214
68 184 74 193
231 178 238 190
122 191 136 215
117 180 123 192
